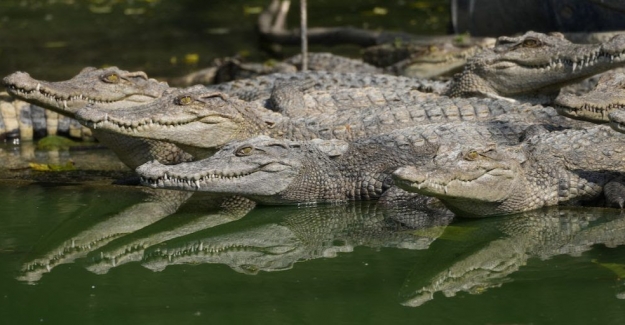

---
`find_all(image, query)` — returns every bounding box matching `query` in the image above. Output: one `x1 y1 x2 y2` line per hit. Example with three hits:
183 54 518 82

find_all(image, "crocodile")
2 67 193 169
205 70 447 102
75 84 585 160
393 125 625 217
135 118 559 205
553 68 625 123
363 36 496 79
200 32 625 105
400 207 625 307
444 31 625 103
171 53 381 87
3 67 168 116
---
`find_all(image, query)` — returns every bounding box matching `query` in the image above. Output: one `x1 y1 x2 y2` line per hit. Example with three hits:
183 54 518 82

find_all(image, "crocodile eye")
235 145 254 156
464 150 479 161
175 95 194 106
101 73 120 83
521 38 541 48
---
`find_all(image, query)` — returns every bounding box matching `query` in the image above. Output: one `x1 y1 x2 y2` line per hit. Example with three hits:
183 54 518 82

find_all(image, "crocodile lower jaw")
554 103 625 123
140 170 254 191
398 168 515 199
87 119 191 135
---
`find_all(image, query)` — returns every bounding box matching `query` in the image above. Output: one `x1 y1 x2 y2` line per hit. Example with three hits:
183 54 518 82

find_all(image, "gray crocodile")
393 125 625 217
363 36 496 79
2 67 192 169
400 207 625 307
75 85 584 160
172 52 382 87
610 110 625 133
444 31 625 103
553 68 625 123
135 118 558 205
206 70 447 102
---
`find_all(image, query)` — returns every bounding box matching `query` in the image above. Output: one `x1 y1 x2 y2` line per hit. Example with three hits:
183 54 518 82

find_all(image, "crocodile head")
76 85 271 158
137 136 349 204
140 218 310 274
394 37 496 79
554 70 625 123
3 67 169 117
447 32 625 100
393 143 526 217
609 110 625 133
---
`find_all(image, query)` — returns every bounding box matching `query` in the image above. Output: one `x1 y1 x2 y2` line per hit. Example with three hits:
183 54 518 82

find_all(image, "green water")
0 182 624 325
0 0 449 80
1 0 625 324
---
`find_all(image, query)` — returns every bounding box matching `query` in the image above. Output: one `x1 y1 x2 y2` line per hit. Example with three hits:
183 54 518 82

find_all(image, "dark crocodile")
393 125 625 217
444 31 625 103
135 118 559 205
75 85 585 160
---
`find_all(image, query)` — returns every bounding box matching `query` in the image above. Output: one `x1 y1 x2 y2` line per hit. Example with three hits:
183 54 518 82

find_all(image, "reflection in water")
85 194 255 274
17 188 193 283
140 200 454 274
399 207 625 307
14 188 625 308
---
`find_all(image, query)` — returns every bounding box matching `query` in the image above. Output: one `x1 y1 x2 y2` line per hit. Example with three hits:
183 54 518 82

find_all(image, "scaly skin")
444 31 625 102
554 69 625 123
206 71 447 101
75 85 583 159
135 119 550 205
2 67 191 168
364 36 496 79
393 125 625 217
170 53 380 87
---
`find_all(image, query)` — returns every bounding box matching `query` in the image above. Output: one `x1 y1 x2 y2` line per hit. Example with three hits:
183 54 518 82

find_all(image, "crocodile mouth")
81 113 232 135
5 83 156 109
489 49 625 72
139 163 288 191
554 103 624 123
396 166 514 198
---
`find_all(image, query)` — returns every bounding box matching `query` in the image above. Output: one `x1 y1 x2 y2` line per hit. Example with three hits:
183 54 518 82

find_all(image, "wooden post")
300 0 308 71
